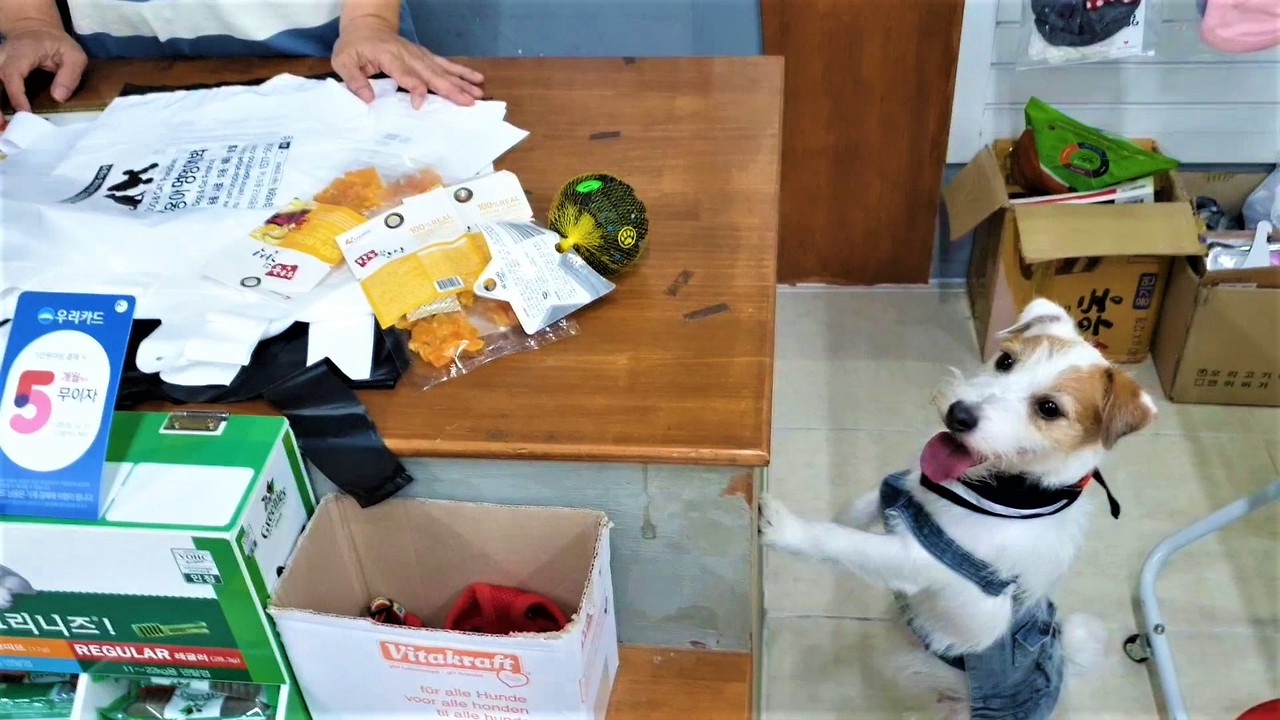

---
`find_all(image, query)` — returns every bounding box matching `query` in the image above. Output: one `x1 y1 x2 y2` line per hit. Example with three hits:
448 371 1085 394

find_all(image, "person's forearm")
0 0 62 36
339 0 401 33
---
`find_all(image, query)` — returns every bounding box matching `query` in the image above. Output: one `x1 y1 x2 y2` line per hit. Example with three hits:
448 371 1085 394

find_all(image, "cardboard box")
1153 172 1280 406
944 139 1204 363
0 411 314 718
270 495 618 720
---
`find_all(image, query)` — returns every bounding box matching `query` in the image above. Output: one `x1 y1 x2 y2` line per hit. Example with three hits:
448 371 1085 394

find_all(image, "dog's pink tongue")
920 432 978 483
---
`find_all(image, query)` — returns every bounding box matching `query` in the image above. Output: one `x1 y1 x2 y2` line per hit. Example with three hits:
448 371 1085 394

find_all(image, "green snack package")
99 685 273 720
1021 97 1179 192
0 681 77 719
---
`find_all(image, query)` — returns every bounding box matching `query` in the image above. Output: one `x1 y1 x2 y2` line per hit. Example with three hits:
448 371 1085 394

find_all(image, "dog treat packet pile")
202 165 447 303
1010 98 1180 195
99 681 273 720
334 170 610 389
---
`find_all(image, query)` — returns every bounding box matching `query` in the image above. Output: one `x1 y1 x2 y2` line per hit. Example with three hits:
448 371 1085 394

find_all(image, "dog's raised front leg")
760 495 940 593
835 489 882 530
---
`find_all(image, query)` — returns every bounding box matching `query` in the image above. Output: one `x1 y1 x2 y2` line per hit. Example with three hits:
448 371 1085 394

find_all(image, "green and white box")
0 412 314 718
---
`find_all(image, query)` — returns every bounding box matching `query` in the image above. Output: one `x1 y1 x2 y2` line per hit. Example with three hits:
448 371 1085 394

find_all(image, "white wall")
948 0 1280 164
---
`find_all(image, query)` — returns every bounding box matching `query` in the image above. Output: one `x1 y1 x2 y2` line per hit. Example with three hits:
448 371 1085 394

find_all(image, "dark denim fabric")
880 472 1065 720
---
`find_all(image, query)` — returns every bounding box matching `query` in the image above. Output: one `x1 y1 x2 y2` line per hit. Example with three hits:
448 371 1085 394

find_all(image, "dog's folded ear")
1101 369 1157 448
1000 298 1075 338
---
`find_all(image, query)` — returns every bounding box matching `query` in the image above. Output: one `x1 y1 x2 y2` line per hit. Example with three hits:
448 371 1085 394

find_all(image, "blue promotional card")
0 292 136 519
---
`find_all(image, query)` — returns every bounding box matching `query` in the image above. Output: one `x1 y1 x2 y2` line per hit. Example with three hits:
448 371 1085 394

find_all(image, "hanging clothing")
1200 0 1280 53
54 0 419 59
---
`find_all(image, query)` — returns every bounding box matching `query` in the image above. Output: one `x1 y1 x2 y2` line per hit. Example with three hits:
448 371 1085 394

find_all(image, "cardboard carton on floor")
270 495 618 720
944 139 1204 363
1153 171 1280 407
0 411 315 718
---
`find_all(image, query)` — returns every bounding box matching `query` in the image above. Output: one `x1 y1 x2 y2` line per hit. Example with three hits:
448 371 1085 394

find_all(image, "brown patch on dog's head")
1039 366 1157 451
1100 368 1157 448
998 332 1076 365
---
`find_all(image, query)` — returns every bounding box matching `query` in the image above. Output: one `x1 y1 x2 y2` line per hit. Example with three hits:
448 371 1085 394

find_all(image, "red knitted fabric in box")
444 583 568 635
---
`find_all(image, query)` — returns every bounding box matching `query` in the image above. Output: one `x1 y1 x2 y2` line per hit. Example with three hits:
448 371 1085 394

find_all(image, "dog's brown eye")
1036 399 1062 420
995 352 1015 372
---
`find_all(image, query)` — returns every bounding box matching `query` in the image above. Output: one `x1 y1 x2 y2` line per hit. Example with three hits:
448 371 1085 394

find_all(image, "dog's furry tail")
1061 612 1107 676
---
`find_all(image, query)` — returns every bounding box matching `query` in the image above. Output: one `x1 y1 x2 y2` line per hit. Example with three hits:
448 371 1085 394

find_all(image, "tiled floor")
763 287 1280 720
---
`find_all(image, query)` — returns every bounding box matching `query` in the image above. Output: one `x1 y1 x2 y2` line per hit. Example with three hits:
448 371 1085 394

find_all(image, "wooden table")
26 56 781 720
31 56 779 466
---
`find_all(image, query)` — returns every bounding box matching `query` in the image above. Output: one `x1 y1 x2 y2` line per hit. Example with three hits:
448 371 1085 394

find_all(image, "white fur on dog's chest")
889 474 1092 654
912 479 1092 599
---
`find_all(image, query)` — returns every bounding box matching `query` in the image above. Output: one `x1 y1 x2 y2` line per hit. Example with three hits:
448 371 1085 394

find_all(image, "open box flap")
1177 171 1270 218
1015 203 1203 263
943 146 1010 240
1201 266 1280 290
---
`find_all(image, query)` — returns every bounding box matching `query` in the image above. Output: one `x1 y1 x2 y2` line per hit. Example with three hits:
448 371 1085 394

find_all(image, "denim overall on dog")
880 471 1064 720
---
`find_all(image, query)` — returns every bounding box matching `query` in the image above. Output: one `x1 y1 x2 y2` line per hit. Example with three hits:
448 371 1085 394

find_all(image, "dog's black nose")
945 401 979 433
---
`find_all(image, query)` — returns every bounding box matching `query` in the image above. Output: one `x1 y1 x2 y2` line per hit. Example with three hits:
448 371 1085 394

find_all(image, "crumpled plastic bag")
1242 167 1280 230
0 74 527 386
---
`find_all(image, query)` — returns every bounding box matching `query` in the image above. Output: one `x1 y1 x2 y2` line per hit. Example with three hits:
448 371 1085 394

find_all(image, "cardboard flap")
1203 266 1280 290
1015 203 1203 262
1177 172 1269 217
943 147 1010 240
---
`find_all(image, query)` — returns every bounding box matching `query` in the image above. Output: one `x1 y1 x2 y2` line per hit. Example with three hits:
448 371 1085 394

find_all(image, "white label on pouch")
472 221 615 334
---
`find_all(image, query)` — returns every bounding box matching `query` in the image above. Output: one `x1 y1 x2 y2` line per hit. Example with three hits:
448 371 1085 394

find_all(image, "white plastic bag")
1242 167 1280 229
0 74 528 385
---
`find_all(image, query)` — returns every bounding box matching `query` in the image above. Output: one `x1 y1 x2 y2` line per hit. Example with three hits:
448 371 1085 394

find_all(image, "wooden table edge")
384 438 771 468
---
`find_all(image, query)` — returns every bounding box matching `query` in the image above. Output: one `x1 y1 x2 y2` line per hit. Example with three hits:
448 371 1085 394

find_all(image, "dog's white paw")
0 587 11 611
759 495 810 554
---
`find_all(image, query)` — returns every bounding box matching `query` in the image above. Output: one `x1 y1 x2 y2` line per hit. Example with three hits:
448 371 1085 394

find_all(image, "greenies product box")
0 411 315 718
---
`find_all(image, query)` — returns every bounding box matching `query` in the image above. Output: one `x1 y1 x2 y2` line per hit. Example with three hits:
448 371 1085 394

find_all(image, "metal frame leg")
1133 480 1280 720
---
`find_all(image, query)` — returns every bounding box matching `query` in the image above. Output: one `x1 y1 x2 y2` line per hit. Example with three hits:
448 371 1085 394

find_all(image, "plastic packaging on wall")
1152 0 1280 60
1019 0 1156 68
1242 167 1280 229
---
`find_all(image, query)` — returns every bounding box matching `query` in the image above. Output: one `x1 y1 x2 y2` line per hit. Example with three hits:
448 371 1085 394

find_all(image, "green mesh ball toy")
548 174 649 278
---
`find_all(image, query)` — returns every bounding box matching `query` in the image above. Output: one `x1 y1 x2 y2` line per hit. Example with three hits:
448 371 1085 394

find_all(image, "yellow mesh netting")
548 174 649 278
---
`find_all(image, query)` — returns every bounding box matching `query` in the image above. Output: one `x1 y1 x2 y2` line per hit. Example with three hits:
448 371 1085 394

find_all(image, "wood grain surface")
41 58 782 466
608 647 751 720
762 0 965 285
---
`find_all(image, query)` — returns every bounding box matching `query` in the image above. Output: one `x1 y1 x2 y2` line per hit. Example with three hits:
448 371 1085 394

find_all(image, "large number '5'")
10 370 55 434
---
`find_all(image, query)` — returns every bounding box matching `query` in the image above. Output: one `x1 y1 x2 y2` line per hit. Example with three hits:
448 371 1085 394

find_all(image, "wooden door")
763 0 966 285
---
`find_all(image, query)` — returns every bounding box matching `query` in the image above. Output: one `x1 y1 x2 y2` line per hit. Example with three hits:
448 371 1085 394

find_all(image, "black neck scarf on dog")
920 470 1120 520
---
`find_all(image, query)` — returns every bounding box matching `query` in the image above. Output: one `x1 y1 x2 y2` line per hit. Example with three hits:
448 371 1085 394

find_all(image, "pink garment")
1201 0 1280 53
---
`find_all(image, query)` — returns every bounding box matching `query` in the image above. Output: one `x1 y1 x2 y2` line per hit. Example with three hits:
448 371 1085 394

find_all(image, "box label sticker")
1132 272 1158 310
172 550 223 586
0 594 250 681
377 643 535 714
1193 368 1275 391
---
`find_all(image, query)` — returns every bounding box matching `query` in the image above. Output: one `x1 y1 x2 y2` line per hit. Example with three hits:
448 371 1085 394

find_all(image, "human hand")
332 16 483 108
0 24 87 128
